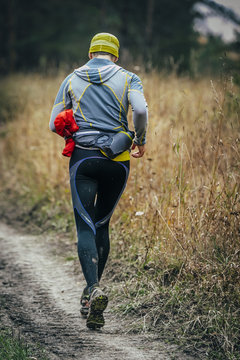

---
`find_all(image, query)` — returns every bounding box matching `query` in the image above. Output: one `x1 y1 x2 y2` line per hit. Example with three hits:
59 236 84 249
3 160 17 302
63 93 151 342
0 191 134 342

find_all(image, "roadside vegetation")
0 71 239 359
0 327 48 360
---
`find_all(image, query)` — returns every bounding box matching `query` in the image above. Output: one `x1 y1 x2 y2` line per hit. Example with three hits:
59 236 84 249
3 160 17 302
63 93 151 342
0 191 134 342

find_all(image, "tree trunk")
7 0 17 72
145 0 155 69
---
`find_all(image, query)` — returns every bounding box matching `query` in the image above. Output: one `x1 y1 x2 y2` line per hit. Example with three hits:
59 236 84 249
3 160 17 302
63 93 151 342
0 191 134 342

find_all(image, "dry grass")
0 71 239 359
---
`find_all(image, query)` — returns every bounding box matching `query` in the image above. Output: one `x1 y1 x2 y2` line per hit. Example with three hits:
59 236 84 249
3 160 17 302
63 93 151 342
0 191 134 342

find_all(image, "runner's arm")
49 74 73 132
128 74 148 146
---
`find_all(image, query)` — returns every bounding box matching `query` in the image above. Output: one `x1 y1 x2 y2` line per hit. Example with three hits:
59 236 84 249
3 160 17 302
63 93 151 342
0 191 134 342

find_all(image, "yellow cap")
89 33 120 58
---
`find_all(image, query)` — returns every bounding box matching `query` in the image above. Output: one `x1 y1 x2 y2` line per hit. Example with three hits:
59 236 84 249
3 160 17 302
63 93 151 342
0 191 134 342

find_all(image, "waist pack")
73 130 135 159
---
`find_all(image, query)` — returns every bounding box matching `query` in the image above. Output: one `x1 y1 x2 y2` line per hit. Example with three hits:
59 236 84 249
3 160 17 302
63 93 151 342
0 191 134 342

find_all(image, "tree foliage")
0 0 239 73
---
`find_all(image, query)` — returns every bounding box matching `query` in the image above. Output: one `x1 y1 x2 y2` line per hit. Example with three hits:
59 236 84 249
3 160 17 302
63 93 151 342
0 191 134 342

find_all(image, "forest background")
0 1 240 359
0 0 240 76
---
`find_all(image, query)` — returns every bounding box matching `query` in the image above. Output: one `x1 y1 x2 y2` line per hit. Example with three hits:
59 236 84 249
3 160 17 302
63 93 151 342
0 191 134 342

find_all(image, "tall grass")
0 71 239 358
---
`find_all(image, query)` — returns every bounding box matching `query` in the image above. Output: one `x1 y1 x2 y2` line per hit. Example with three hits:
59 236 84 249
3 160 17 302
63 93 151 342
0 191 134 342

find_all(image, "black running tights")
69 148 129 290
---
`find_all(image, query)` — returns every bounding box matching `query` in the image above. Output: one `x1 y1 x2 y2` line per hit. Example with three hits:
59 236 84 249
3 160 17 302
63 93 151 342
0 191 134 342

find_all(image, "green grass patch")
64 255 77 261
0 327 49 360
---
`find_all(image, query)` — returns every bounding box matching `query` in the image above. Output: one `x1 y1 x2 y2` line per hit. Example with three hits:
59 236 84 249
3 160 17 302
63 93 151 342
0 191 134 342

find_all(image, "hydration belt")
72 130 135 159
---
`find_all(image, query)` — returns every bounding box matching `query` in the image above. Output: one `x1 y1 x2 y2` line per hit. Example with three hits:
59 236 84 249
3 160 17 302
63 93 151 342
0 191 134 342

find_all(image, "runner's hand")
131 144 145 158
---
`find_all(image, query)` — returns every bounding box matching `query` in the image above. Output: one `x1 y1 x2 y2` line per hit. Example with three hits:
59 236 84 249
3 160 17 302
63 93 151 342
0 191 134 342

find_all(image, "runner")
50 32 148 329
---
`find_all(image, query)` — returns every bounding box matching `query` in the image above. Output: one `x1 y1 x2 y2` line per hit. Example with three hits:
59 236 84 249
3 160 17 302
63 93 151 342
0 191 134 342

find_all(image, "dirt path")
0 222 195 360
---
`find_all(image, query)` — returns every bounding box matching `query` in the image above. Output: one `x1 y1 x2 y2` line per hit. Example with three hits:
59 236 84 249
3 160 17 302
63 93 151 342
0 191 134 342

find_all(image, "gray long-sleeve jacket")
50 57 148 145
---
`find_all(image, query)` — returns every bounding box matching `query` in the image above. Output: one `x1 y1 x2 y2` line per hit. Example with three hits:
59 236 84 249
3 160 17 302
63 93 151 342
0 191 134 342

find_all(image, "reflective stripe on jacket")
50 58 148 146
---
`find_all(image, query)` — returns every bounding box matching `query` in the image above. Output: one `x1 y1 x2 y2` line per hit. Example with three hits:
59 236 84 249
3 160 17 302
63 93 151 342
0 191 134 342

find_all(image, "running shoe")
80 287 90 317
86 287 108 329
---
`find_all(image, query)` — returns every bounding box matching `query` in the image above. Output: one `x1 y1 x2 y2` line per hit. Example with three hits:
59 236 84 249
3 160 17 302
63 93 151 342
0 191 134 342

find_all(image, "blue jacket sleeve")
128 74 148 145
49 73 73 132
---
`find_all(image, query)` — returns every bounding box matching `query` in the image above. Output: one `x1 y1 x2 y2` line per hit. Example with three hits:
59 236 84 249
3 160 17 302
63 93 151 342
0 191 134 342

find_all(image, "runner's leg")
72 173 98 289
95 160 129 280
70 149 129 289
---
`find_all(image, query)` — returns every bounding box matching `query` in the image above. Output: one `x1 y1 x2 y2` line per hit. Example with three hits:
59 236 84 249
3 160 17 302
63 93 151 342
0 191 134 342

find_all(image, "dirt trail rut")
0 222 195 359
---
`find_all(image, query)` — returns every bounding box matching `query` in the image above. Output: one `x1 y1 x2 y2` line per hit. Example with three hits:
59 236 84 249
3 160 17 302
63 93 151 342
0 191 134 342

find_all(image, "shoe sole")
80 306 89 317
86 294 108 329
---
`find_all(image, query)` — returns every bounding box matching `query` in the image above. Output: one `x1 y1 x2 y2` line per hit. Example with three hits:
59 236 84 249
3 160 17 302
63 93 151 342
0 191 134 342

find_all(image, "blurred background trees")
0 0 239 75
